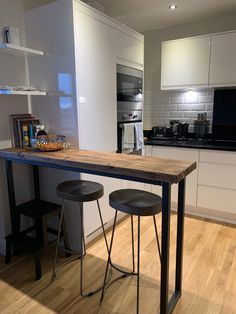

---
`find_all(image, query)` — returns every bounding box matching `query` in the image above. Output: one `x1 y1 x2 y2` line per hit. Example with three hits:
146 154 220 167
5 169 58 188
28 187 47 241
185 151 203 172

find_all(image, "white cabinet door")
74 6 117 152
161 36 211 90
197 186 236 214
115 25 144 68
197 149 236 213
209 31 236 87
152 146 199 206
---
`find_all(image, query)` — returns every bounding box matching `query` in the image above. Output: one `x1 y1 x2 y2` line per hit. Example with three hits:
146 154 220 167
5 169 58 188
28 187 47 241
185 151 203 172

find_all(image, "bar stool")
52 180 109 297
100 189 162 313
5 200 69 280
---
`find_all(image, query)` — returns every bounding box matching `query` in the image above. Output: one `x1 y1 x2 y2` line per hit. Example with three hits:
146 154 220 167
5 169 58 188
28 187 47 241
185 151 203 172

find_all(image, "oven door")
117 65 143 103
117 121 143 155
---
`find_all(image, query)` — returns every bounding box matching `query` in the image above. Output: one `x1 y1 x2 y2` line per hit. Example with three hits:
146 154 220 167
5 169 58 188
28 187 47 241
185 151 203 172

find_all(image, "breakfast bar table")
0 148 196 314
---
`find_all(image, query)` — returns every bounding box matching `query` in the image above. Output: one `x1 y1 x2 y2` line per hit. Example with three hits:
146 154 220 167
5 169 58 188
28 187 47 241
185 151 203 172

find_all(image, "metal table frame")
4 157 186 314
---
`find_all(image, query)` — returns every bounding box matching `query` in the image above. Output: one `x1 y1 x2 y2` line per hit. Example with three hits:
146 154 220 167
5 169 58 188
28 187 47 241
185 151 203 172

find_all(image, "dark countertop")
145 138 236 152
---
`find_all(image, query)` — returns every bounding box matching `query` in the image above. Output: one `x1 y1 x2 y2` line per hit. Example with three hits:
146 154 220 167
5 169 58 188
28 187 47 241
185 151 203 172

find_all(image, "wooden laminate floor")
0 214 236 314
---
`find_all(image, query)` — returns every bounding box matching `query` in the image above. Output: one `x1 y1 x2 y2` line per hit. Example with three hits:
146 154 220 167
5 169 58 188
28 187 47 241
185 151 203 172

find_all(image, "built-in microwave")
117 64 143 103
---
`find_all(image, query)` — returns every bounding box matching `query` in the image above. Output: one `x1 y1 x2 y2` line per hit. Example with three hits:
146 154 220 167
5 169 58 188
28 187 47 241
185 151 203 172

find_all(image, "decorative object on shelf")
0 85 45 96
3 26 20 45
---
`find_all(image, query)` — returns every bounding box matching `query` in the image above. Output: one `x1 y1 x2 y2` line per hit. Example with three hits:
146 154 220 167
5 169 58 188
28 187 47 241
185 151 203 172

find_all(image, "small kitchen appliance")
194 112 208 140
170 120 189 140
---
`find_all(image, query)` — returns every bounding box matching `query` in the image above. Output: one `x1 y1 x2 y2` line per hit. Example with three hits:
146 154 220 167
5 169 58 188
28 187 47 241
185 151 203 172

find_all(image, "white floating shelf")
0 43 44 57
0 89 46 96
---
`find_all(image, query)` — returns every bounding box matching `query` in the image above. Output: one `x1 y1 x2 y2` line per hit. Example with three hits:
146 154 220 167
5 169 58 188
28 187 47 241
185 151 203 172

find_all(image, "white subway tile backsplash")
170 111 184 118
164 104 177 111
171 96 184 104
206 112 213 118
205 103 213 111
144 89 214 131
199 95 213 103
154 119 165 126
180 104 205 111
207 90 214 96
184 94 199 103
184 111 198 118
158 111 170 118
177 104 192 111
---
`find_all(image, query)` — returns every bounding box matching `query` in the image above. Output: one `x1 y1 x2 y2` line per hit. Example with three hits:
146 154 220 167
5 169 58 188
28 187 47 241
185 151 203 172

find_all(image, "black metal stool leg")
61 214 70 257
79 204 87 297
137 216 141 314
97 200 109 253
52 200 65 281
153 215 161 261
131 215 135 273
100 210 118 302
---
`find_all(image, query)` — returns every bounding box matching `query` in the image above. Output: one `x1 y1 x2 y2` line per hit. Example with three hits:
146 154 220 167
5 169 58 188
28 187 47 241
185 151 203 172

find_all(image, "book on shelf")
9 114 40 148
19 118 40 147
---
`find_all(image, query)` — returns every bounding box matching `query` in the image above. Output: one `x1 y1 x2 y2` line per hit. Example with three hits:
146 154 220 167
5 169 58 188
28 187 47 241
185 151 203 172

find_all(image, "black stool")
100 189 162 313
52 180 109 297
5 200 69 280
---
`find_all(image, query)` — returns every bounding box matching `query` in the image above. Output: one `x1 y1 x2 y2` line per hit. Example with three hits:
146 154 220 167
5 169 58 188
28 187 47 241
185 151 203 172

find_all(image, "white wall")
0 0 33 254
143 12 236 130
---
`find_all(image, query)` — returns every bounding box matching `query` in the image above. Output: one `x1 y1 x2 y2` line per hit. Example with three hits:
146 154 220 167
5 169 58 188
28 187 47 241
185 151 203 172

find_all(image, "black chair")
100 189 162 313
52 180 109 297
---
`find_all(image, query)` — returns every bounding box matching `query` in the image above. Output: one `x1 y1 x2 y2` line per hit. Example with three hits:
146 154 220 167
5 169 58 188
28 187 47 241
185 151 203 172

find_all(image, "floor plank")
0 214 236 313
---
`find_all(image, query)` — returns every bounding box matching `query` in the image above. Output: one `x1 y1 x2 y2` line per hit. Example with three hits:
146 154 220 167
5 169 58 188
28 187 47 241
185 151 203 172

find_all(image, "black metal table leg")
33 165 40 200
5 160 18 235
160 182 171 314
175 178 186 293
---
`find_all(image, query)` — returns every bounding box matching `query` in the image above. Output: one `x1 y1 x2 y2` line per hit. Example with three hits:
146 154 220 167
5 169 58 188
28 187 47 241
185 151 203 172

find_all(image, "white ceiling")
22 0 236 33
94 0 236 32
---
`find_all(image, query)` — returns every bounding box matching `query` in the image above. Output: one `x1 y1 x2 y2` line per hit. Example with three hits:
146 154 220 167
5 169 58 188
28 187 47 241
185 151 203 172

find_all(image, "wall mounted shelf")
0 43 44 57
0 89 46 96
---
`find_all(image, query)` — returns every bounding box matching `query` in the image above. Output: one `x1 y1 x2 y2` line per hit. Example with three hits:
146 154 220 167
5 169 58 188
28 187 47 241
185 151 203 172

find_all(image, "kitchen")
0 0 236 313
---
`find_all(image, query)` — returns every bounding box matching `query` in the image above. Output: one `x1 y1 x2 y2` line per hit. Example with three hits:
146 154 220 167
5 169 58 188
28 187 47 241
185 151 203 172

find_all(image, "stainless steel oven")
116 64 144 154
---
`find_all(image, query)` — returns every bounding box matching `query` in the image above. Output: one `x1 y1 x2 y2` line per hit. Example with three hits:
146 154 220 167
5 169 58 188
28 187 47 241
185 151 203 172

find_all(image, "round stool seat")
109 189 162 216
56 180 104 202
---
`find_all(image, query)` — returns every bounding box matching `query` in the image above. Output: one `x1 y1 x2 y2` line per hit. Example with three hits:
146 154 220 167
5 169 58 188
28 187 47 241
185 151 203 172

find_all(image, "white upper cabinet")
161 36 211 90
209 32 236 87
115 25 144 69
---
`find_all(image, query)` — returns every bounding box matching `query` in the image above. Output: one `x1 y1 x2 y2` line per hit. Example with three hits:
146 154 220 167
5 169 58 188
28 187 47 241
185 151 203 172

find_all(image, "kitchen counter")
145 138 236 152
0 147 196 314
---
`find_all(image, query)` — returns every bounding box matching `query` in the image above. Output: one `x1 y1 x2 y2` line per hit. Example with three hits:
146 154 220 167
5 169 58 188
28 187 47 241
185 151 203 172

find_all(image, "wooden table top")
0 148 196 184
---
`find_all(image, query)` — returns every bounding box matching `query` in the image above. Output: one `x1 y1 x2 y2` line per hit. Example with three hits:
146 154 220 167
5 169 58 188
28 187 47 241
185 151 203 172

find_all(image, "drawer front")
152 146 199 206
152 146 199 160
198 162 236 190
144 145 152 157
197 185 236 213
200 149 236 165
